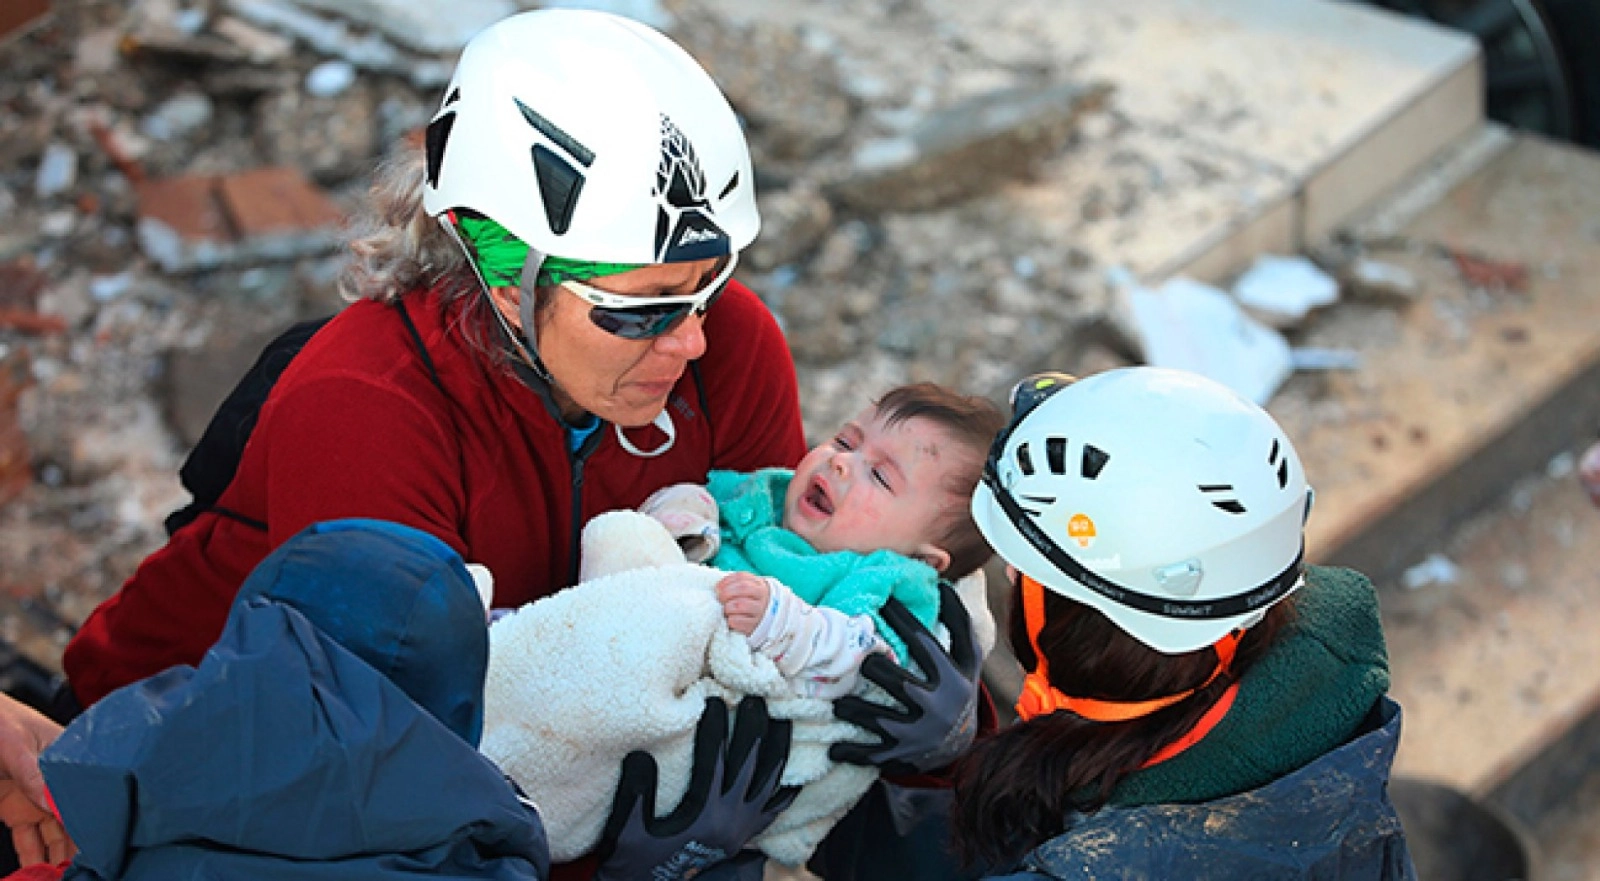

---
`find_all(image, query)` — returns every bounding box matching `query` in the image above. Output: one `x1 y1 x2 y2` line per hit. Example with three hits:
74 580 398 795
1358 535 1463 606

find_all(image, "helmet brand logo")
676 226 721 247
1079 553 1122 570
654 115 729 262
1067 513 1097 548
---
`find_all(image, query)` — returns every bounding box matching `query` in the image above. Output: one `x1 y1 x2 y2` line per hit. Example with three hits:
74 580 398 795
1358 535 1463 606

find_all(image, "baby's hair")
873 383 1006 580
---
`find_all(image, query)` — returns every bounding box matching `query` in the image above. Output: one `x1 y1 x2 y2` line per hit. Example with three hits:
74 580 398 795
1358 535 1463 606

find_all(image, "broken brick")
0 259 48 312
219 167 344 240
1452 249 1529 293
133 167 345 272
0 0 49 46
87 118 146 185
0 351 32 510
135 174 233 245
0 311 67 335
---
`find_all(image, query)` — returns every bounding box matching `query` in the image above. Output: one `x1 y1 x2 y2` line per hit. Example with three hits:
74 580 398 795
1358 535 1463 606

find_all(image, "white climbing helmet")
421 9 759 265
972 367 1312 654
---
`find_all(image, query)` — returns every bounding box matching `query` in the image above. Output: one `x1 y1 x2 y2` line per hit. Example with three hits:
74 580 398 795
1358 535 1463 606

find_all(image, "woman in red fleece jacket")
36 9 985 881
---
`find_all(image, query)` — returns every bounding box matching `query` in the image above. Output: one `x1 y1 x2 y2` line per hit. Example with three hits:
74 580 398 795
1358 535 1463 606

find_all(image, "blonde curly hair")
338 151 479 307
336 150 524 362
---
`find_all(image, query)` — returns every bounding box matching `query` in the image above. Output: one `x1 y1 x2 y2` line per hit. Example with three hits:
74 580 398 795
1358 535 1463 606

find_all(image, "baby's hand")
716 572 771 635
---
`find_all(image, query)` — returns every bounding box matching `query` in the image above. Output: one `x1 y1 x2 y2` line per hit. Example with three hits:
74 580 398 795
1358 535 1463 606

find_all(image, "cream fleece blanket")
480 509 993 866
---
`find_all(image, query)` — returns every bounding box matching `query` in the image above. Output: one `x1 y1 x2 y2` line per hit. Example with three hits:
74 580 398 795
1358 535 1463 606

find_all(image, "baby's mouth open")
804 478 834 516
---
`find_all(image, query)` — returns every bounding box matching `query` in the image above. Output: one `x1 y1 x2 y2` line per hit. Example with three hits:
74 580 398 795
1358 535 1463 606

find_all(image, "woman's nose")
653 313 709 359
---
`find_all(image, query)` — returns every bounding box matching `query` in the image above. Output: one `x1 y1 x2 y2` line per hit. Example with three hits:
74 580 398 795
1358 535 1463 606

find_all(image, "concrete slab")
932 0 1479 173
1299 53 1483 244
965 0 1485 282
702 0 1484 285
1006 123 1298 281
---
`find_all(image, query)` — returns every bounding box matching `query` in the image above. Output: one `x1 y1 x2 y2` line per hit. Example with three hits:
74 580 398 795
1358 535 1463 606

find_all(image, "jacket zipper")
566 428 603 586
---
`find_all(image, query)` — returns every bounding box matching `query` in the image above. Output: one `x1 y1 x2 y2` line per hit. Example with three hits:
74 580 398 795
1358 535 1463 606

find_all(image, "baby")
641 381 1006 697
479 382 1005 866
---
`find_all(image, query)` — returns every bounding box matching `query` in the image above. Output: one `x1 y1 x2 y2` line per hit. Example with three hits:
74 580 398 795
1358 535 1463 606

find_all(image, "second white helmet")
972 367 1312 654
421 9 759 265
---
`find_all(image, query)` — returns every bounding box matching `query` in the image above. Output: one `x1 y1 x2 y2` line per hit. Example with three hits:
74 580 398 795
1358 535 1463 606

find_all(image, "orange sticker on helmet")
1067 513 1096 548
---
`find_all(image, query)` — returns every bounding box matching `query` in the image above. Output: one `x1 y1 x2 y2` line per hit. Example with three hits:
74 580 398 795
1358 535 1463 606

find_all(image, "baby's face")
784 407 967 566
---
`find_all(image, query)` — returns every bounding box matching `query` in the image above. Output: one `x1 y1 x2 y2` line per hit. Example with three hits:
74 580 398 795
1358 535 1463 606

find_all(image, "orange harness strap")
1014 575 1241 742
1140 681 1238 768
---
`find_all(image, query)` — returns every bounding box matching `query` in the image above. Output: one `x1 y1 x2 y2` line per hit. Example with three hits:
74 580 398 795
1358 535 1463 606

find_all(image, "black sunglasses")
558 254 738 341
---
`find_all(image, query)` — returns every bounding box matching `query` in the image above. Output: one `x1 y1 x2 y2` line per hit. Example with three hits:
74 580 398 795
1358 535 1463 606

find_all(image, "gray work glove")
830 582 982 776
593 696 798 881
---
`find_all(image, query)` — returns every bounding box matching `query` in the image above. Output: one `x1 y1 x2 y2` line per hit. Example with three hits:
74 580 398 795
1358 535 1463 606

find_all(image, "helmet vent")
1018 494 1053 516
718 171 740 201
424 113 456 188
1268 439 1289 489
1016 443 1035 476
1200 484 1247 515
515 98 595 167
445 87 460 107
1045 437 1067 474
1081 445 1109 479
532 145 585 236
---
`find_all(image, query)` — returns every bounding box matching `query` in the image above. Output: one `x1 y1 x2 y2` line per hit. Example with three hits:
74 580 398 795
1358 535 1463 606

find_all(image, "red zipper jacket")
62 279 806 708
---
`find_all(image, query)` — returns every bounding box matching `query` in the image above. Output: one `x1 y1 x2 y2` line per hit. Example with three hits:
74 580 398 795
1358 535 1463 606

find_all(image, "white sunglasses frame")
560 252 739 317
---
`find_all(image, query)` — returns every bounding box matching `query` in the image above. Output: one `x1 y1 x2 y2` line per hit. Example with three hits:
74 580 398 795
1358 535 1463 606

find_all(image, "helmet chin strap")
615 409 676 457
510 245 555 385
440 215 678 459
438 215 555 384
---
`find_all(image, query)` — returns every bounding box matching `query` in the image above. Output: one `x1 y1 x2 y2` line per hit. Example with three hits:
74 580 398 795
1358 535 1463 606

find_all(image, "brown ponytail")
950 575 1294 868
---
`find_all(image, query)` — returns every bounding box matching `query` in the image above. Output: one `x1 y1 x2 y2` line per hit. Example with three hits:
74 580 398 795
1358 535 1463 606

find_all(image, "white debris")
851 137 918 173
141 91 215 142
541 0 674 32
1347 257 1419 301
213 16 295 63
278 0 516 53
1545 450 1575 479
34 143 79 199
1402 553 1460 590
226 0 399 67
224 0 454 87
40 210 77 238
136 217 190 274
173 7 209 35
1290 348 1362 371
1232 254 1340 328
305 59 357 97
1120 272 1292 405
73 28 123 74
89 272 136 302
